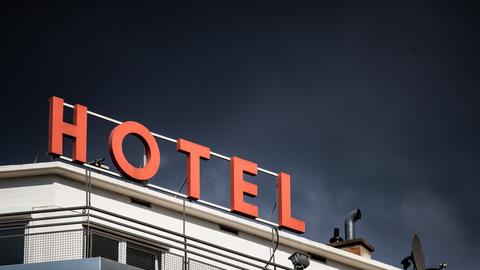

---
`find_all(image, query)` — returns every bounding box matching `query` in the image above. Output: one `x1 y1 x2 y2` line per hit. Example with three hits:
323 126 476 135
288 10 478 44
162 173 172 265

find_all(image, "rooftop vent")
345 208 361 240
328 209 374 259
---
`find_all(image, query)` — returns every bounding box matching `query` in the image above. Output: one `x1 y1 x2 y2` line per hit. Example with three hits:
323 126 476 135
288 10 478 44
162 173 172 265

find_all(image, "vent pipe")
329 228 343 244
344 208 361 240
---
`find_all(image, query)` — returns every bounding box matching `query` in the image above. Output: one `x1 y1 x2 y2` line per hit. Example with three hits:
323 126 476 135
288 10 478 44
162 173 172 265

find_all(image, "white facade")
0 162 399 270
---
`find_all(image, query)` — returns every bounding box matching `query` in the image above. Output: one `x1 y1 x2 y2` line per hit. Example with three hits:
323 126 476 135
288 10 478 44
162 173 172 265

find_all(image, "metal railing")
0 206 291 270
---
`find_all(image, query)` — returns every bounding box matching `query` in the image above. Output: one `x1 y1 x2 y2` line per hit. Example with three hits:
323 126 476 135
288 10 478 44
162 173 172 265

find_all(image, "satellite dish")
401 234 447 270
412 234 426 270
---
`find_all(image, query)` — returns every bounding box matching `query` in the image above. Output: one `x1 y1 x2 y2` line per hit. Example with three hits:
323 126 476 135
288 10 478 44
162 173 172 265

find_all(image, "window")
0 222 26 265
91 233 119 261
126 242 157 270
89 230 163 270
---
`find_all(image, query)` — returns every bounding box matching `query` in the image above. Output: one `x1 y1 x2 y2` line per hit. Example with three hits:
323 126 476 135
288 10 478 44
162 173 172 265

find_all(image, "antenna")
401 234 447 270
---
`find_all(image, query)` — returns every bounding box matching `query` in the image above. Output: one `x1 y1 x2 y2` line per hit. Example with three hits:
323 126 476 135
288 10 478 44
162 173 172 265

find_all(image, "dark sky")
1 1 479 269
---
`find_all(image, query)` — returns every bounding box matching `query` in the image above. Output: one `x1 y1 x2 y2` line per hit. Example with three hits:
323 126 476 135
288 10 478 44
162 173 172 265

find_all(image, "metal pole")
63 102 278 177
84 167 92 258
84 168 88 258
183 198 188 270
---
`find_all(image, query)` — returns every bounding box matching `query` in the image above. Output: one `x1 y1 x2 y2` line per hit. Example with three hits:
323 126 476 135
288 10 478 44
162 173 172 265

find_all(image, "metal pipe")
0 206 293 270
63 101 279 177
87 212 292 270
344 208 361 240
0 213 85 227
0 206 86 218
89 219 292 270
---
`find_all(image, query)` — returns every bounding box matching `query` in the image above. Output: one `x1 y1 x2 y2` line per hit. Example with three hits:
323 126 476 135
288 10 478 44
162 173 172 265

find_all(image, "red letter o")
108 121 160 181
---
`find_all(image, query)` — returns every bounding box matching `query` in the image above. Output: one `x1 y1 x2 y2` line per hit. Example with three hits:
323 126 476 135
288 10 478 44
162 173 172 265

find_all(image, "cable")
267 202 277 221
264 227 279 270
33 138 48 163
175 175 187 198
264 177 280 269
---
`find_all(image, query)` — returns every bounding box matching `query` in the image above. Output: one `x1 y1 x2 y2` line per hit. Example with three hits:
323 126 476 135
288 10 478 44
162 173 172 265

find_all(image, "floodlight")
288 252 310 270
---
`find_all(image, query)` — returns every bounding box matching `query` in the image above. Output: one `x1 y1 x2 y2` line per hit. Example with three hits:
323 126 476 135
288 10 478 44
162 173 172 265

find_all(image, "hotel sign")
48 96 305 233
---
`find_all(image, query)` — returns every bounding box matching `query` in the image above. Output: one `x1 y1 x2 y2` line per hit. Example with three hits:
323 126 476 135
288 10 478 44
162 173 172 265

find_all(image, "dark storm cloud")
1 1 479 269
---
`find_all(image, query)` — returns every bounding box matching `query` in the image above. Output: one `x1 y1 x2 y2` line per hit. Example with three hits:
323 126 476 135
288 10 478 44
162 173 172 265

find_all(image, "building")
0 161 398 270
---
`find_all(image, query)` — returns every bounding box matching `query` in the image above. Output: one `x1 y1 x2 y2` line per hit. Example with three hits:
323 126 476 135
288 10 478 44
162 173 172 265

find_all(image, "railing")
0 206 291 270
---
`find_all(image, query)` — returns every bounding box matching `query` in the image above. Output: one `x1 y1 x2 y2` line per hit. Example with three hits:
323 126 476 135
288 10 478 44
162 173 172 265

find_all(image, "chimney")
328 209 375 259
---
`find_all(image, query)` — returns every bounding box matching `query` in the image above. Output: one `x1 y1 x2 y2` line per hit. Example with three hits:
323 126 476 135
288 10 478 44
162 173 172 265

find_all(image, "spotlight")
288 252 310 270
